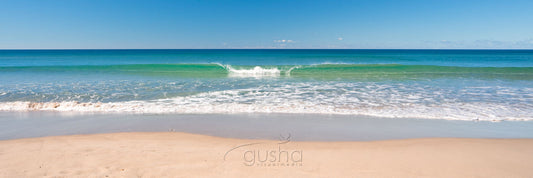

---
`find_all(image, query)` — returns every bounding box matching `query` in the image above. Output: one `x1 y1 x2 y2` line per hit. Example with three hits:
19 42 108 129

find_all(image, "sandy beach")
2 0 533 177
1 132 532 177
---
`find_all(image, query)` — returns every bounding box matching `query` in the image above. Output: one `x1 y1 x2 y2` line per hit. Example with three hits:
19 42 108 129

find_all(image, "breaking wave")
1 83 532 121
2 63 533 80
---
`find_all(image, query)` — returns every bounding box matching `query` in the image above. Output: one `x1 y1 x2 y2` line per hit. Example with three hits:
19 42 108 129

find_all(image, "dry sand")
1 132 532 177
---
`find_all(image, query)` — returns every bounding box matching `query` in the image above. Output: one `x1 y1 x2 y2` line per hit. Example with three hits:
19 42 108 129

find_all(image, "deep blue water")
1 49 533 67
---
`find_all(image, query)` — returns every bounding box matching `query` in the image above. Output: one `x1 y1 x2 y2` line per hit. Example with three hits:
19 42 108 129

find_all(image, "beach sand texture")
1 132 532 177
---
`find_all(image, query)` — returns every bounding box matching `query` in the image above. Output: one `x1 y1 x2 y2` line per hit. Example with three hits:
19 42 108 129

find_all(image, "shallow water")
1 112 533 141
1 49 533 121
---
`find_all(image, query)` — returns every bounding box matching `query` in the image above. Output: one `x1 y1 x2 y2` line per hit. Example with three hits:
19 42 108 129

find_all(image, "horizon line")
1 48 533 50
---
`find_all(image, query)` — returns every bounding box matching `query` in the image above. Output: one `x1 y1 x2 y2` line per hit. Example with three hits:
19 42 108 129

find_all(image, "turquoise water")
1 49 532 121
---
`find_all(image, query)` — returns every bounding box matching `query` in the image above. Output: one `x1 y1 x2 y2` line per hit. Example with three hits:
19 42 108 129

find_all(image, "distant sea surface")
1 49 532 121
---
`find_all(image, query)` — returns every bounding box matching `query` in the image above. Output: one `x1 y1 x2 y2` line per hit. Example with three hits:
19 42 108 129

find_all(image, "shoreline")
2 112 533 141
1 132 533 177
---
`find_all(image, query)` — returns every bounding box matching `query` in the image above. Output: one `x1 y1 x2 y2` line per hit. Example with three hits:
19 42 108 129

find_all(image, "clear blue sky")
1 0 532 49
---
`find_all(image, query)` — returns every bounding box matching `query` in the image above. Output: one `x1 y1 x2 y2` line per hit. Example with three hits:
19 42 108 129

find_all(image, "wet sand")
2 112 533 141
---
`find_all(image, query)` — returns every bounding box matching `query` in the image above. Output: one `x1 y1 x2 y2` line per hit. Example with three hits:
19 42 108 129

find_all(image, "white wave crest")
285 65 301 76
223 65 281 77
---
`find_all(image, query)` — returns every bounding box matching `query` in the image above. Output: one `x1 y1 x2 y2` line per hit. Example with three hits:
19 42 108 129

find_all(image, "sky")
1 0 533 49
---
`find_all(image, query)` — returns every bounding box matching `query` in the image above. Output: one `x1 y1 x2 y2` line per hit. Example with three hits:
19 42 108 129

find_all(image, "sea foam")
1 83 531 121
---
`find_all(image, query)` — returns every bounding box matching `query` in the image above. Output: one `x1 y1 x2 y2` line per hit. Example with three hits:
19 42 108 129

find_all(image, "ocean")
1 49 532 121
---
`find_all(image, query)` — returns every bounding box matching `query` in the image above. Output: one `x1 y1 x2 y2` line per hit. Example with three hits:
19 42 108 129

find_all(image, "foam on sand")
1 82 532 121
1 98 530 122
